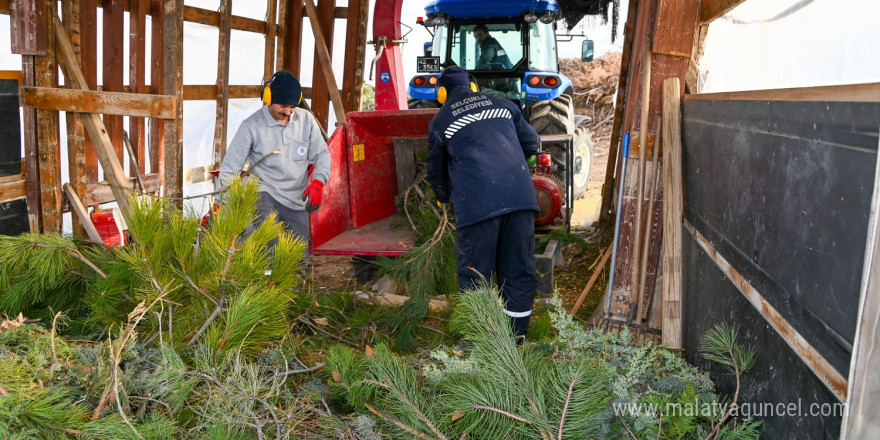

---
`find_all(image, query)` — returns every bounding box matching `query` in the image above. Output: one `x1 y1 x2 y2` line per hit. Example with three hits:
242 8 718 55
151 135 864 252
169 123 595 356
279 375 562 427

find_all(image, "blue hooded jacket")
427 76 540 228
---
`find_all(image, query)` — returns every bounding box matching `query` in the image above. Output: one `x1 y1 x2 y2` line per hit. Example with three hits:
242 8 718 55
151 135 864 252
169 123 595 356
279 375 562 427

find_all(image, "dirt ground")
308 54 621 318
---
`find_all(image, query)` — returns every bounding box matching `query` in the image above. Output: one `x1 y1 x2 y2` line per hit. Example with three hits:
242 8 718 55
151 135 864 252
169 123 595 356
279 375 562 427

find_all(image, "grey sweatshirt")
217 106 331 210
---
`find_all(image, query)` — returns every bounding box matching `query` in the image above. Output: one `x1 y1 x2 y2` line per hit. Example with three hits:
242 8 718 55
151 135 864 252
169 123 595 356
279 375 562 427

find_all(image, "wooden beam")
36 0 61 233
264 0 278 79
21 58 40 231
304 0 346 125
0 175 27 203
341 0 367 112
182 84 328 101
0 0 9 13
285 0 304 77
20 87 178 119
661 78 683 349
686 82 880 102
53 12 132 217
130 0 148 177
213 0 232 168
85 173 159 205
103 0 125 162
182 5 267 33
184 165 215 185
700 0 746 24
273 0 287 79
685 221 848 401
9 0 47 55
81 0 98 182
62 0 88 236
843 147 880 436
163 0 184 202
149 0 165 178
63 182 103 243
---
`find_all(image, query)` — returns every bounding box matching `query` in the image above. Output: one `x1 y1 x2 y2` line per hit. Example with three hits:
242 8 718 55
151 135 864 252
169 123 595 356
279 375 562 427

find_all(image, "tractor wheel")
529 94 574 136
407 98 441 109
572 125 594 199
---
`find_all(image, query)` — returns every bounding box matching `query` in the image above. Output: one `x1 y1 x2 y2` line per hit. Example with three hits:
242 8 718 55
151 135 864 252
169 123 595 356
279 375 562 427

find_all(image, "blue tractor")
408 0 597 229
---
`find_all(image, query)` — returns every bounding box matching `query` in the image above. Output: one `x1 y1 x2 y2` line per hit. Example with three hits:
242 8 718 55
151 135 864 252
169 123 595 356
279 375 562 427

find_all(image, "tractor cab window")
432 25 450 64
449 23 523 70
528 22 558 72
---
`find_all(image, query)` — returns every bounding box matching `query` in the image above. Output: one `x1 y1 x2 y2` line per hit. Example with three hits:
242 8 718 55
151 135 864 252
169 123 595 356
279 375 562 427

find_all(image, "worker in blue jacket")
427 66 540 340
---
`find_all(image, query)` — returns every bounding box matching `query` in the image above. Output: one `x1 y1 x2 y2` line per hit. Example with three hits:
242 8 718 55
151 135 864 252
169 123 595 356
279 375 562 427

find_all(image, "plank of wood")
263 0 278 79
630 48 651 320
129 0 148 177
571 243 613 315
684 220 848 400
353 291 447 312
842 142 880 435
182 5 268 34
9 0 47 55
341 0 367 112
149 0 165 178
103 0 125 161
53 12 132 217
700 0 746 24
212 0 232 168
85 173 159 205
184 165 215 185
655 0 701 56
81 0 99 183
660 77 683 349
163 0 184 202
0 0 9 13
284 0 304 76
637 117 663 322
304 0 346 125
0 176 27 203
36 0 61 233
21 58 41 232
63 183 103 243
63 0 88 237
20 87 177 118
686 82 880 102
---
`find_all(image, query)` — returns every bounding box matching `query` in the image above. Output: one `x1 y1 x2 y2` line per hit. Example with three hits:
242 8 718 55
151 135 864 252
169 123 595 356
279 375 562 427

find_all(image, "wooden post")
80 0 99 183
150 0 166 182
630 48 651 320
53 12 132 217
284 0 303 77
304 0 346 125
130 0 148 177
62 0 88 237
102 0 125 162
213 0 232 168
342 0 368 112
660 77 682 349
264 0 278 79
35 0 62 233
163 0 184 201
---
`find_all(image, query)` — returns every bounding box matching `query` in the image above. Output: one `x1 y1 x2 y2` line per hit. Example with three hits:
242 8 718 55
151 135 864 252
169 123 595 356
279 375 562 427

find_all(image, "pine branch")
612 403 639 440
364 403 436 440
557 373 581 440
472 405 535 425
361 379 449 440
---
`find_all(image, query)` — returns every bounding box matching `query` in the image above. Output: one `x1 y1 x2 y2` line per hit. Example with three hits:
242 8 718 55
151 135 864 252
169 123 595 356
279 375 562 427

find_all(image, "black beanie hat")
439 66 470 90
269 72 302 106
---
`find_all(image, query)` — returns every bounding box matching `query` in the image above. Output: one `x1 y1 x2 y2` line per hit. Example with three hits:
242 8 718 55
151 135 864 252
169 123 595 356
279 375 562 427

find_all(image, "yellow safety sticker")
521 92 526 98
353 143 365 162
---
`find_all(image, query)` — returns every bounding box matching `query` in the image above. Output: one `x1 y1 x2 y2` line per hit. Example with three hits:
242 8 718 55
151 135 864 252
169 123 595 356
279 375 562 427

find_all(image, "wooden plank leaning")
52 12 132 219
660 77 683 349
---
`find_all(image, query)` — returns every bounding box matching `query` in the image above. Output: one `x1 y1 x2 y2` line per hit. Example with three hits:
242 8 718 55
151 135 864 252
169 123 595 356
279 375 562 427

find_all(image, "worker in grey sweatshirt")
216 71 331 269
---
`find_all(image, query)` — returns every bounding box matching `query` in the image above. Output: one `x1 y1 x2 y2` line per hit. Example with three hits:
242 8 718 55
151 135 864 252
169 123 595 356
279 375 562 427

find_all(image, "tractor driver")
216 71 331 271
427 66 540 341
473 24 513 70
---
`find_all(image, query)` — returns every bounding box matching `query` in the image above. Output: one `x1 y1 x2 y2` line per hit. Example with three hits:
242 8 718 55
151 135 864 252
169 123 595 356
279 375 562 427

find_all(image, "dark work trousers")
255 192 310 269
456 210 537 337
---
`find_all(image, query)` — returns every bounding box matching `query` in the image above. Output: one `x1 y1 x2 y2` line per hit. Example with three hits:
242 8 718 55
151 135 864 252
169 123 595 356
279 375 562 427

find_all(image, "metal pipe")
604 133 630 320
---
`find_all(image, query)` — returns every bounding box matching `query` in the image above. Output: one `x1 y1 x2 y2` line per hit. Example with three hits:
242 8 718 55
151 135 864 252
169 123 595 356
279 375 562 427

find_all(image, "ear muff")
437 86 447 104
260 71 302 106
470 81 479 92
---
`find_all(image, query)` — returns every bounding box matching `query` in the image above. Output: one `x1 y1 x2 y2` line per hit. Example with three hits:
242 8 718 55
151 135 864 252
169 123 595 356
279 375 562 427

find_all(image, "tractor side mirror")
424 42 433 57
581 39 594 62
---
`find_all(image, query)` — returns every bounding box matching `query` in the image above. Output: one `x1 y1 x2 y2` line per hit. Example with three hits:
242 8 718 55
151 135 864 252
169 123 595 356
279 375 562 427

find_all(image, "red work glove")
200 203 220 227
303 180 324 213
